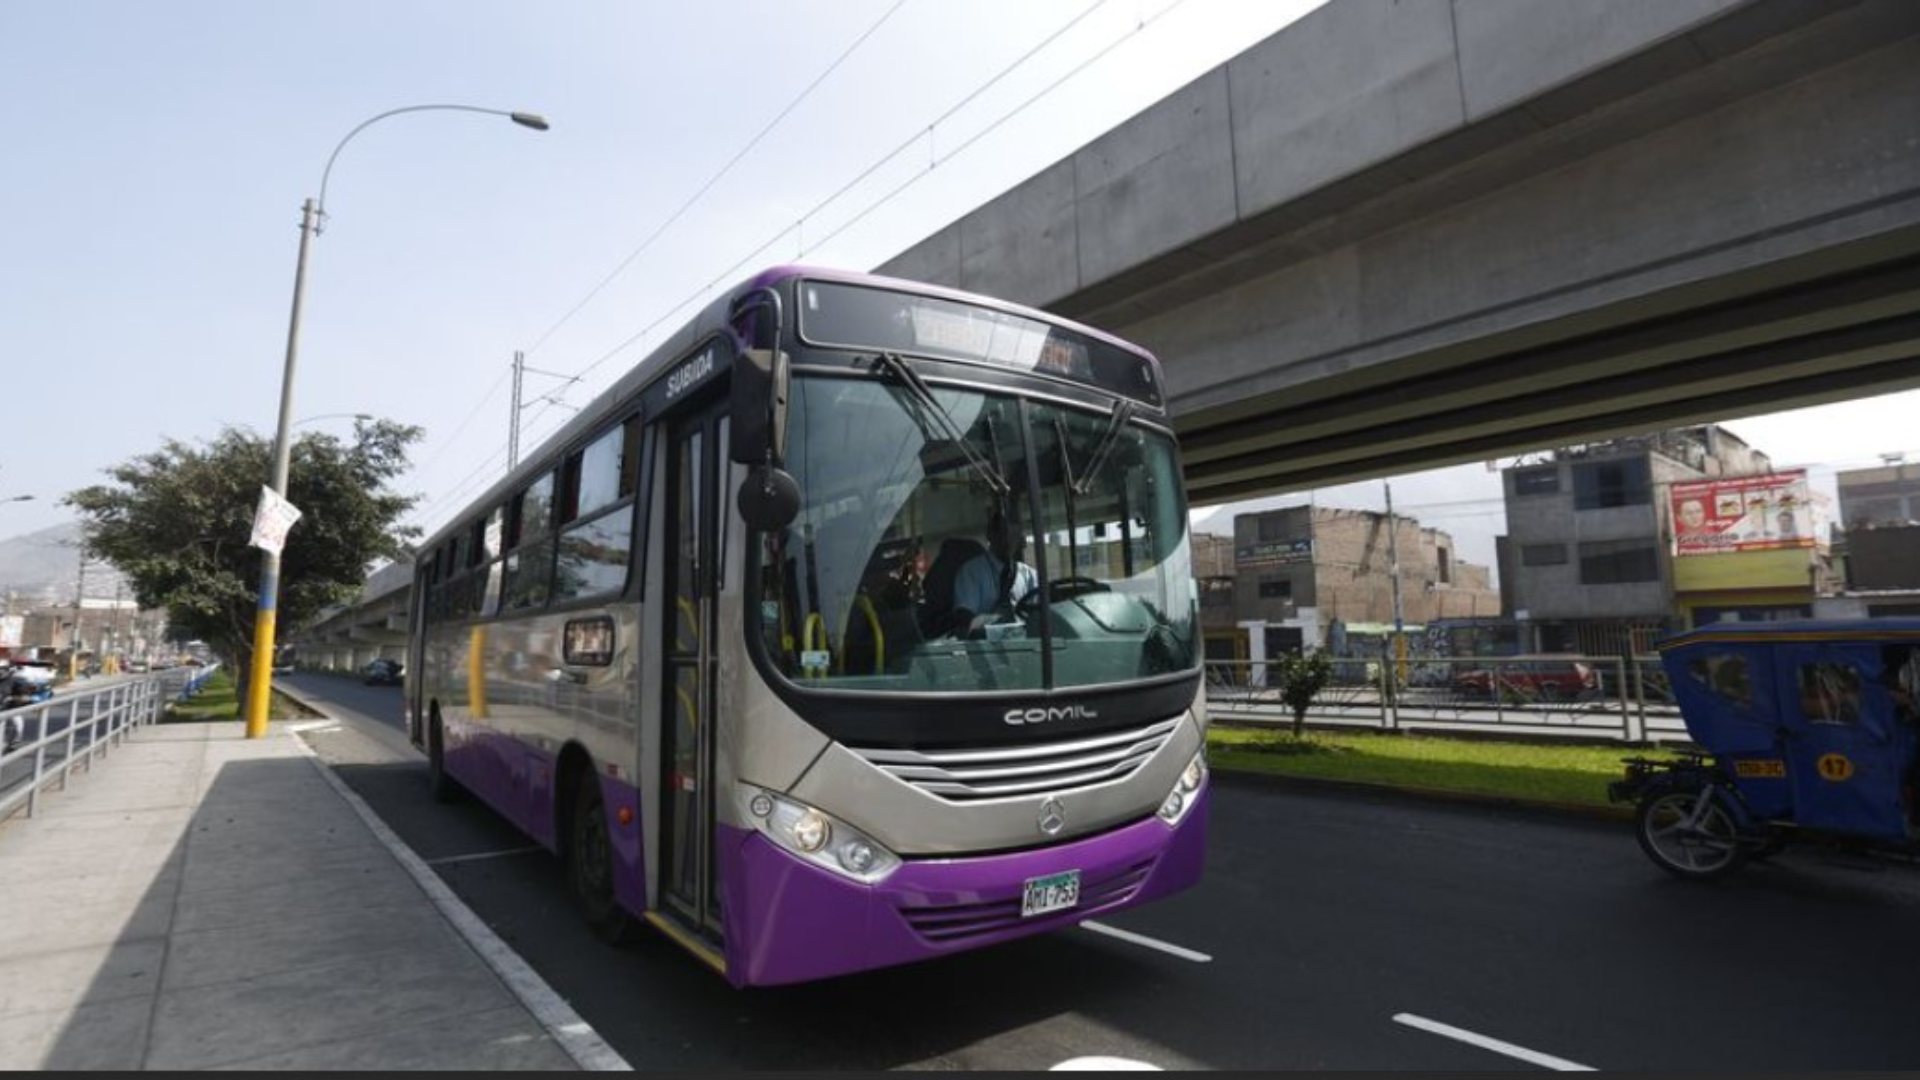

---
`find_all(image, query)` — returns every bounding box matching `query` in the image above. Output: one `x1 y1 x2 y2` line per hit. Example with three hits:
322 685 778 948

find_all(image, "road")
0 681 126 806
286 673 1920 1070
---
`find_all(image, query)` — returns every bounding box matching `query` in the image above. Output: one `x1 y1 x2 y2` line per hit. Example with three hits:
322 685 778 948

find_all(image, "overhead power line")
520 0 912 361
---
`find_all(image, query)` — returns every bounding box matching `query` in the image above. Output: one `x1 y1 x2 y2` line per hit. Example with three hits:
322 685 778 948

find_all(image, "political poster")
1671 470 1816 556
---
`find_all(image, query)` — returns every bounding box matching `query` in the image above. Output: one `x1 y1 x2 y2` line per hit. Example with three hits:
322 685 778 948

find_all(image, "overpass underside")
878 0 1920 505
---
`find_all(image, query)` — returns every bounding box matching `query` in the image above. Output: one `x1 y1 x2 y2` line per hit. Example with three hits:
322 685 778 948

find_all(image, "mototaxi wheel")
1636 788 1748 879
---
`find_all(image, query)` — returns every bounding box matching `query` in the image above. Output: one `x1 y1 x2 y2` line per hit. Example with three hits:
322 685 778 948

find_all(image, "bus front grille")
897 858 1157 944
850 717 1183 802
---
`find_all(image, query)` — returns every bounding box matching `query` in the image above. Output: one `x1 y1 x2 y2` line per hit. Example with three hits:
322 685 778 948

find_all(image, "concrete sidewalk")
0 719 592 1070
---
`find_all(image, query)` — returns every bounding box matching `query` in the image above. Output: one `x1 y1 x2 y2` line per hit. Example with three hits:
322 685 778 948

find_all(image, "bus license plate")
1021 870 1081 918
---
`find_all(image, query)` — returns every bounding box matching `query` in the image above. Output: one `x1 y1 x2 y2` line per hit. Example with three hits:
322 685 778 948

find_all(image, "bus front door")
660 399 727 938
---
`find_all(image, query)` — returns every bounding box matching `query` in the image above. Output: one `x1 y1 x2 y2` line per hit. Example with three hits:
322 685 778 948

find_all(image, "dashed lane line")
1079 920 1212 963
1392 1013 1594 1071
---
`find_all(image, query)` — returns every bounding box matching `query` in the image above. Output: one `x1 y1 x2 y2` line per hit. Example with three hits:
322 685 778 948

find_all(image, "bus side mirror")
730 347 789 467
738 464 800 531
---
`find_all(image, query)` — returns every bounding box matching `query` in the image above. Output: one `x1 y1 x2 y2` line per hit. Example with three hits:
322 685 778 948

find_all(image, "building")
1501 425 1830 654
1814 464 1920 619
1221 505 1498 665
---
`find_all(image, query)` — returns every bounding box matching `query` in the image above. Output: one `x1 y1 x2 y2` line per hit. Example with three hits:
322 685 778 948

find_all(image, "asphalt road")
1 687 111 805
286 673 1920 1071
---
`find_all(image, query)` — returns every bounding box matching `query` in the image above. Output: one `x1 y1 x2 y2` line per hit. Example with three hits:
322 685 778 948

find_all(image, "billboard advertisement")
0 615 20 649
1671 469 1816 556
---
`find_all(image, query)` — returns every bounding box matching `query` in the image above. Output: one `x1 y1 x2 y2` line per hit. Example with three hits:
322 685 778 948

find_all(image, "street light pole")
243 105 549 739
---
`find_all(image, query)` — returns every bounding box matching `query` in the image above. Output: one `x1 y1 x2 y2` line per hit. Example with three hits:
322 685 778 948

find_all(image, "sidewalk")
0 719 588 1070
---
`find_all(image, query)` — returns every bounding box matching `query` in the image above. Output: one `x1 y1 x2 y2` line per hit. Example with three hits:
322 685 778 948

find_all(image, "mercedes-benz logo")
1038 797 1066 836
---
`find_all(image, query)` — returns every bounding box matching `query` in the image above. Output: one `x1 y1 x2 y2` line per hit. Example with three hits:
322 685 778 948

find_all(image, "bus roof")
416 266 1160 556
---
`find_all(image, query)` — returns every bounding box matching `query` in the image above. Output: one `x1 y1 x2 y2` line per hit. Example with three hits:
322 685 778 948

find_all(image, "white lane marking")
1052 1057 1161 1071
1392 1013 1594 1072
427 845 546 866
1079 920 1212 963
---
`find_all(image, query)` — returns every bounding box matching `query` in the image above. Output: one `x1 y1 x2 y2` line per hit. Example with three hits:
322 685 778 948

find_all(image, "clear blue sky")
6 0 1917 578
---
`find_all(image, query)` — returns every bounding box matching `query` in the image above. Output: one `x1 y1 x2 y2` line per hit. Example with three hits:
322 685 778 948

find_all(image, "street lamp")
244 104 548 739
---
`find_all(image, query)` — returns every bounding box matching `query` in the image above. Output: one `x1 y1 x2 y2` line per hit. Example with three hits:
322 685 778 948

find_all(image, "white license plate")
1021 870 1081 918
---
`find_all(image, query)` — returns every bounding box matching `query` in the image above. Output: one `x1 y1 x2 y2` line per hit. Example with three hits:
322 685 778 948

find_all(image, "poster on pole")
249 486 303 555
1671 469 1816 556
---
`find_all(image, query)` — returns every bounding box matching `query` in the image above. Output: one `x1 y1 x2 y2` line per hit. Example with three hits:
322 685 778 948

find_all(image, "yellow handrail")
841 595 884 673
801 613 828 677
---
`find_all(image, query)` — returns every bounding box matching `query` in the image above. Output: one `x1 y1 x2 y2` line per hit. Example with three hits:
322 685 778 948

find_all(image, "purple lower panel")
444 728 645 919
597 770 647 918
717 784 1210 987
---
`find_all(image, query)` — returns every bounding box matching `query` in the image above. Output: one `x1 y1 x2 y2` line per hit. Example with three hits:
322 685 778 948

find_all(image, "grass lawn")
163 669 315 722
1207 723 1680 809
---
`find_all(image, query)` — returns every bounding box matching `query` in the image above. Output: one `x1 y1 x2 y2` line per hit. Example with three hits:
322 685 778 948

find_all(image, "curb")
275 684 631 1072
1209 763 1634 824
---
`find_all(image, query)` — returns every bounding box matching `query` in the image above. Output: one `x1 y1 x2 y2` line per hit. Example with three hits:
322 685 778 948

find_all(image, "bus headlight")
740 785 901 884
1158 750 1206 826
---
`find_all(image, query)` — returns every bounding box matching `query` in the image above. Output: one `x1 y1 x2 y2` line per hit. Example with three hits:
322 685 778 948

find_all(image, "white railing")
1205 654 1689 744
0 664 220 821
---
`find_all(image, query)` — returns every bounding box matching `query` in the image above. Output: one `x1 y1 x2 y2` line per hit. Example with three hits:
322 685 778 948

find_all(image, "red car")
1452 655 1599 701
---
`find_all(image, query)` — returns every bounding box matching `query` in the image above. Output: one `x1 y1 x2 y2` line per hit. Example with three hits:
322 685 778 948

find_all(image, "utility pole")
511 353 583 471
508 350 524 470
1383 481 1406 686
69 547 87 681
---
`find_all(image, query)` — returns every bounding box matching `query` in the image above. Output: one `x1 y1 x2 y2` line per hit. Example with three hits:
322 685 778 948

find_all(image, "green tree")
1274 647 1334 739
66 420 421 692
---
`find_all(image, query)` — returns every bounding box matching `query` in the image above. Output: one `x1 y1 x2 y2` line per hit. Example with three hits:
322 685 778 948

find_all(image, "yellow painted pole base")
244 608 278 739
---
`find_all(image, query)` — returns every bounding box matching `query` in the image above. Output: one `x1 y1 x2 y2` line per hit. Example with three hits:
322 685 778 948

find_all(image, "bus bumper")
716 783 1210 987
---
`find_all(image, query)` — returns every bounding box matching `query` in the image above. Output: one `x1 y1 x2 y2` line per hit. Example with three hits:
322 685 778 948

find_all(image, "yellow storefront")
1672 547 1819 628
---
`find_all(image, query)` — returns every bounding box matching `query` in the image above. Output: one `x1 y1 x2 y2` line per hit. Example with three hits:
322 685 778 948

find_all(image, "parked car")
362 658 404 686
1452 655 1599 702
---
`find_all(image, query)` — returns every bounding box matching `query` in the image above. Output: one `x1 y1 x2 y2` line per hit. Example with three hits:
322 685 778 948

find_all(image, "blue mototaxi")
1609 619 1920 877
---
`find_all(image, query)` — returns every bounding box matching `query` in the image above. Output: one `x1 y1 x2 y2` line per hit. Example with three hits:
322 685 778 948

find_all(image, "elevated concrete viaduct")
877 0 1920 505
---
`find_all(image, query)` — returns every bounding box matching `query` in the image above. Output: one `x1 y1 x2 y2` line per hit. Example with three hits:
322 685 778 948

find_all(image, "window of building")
1437 547 1453 584
1257 514 1294 542
1577 540 1659 584
1572 459 1651 510
1521 543 1568 567
1512 466 1559 496
1257 577 1292 600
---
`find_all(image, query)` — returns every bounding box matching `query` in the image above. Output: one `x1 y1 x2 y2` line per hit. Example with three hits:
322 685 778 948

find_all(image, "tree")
1274 647 1334 739
66 419 421 693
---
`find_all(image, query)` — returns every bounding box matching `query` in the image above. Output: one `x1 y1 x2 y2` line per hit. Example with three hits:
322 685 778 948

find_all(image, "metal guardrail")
0 663 221 821
1205 654 1688 744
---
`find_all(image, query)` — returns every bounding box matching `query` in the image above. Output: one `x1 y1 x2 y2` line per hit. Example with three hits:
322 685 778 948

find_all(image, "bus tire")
570 778 632 944
428 712 461 804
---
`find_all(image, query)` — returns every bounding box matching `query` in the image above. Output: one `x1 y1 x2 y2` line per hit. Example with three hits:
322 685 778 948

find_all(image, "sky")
6 0 1919 584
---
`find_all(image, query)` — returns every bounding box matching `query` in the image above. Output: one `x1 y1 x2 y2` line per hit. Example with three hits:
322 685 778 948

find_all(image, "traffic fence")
0 664 220 821
1205 654 1688 744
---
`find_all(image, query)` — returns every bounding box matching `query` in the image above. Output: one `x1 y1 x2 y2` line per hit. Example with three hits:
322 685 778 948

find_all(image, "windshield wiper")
1073 398 1135 496
868 352 1009 495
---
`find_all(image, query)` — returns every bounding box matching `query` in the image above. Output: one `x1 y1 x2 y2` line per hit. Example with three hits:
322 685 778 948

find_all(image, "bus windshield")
753 374 1197 694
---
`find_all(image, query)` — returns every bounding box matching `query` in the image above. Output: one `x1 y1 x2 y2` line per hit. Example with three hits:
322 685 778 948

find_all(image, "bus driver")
951 505 1038 627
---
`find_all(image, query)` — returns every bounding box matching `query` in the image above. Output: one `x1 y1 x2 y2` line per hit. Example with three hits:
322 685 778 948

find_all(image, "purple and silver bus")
408 267 1208 985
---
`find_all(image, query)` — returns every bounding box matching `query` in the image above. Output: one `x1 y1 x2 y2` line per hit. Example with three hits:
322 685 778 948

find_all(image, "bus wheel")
427 713 461 804
570 779 632 943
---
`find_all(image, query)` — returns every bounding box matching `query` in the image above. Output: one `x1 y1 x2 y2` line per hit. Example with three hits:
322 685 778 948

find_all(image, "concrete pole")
509 351 524 470
244 197 319 739
1384 481 1406 685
